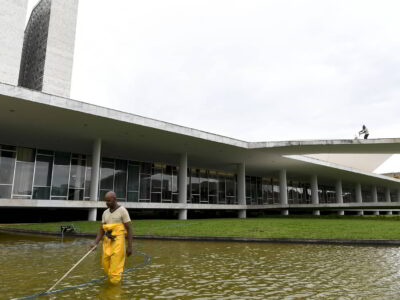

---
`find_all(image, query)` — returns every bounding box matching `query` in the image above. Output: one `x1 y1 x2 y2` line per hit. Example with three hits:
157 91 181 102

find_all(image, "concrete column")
179 209 187 220
372 186 378 203
357 210 364 216
387 211 393 215
311 175 319 205
281 209 289 216
397 189 400 202
338 210 344 216
178 153 188 220
279 169 288 206
237 162 246 218
89 138 101 221
373 211 379 215
355 183 362 203
313 210 320 216
385 188 391 202
88 209 97 221
335 180 343 204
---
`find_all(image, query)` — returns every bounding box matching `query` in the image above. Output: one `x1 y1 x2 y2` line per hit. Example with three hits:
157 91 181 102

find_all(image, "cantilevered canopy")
0 83 399 188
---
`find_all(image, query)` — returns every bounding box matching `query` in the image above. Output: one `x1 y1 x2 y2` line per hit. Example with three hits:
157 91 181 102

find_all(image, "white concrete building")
18 0 78 98
0 0 28 85
1 83 400 221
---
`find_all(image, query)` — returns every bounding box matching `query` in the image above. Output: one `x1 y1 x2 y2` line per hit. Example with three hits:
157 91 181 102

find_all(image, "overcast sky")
27 0 400 172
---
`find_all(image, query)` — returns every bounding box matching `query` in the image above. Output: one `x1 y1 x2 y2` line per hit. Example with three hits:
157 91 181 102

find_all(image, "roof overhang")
1 83 400 187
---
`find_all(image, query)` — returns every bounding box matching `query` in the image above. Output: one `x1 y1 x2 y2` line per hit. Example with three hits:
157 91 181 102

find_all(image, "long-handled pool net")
46 245 97 292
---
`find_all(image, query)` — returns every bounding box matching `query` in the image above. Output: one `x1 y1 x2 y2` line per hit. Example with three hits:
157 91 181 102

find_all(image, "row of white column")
87 140 399 220
279 169 400 216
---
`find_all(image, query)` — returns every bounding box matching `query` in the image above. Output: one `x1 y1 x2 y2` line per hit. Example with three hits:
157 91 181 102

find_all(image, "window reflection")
0 150 16 185
114 160 127 200
13 148 35 197
34 155 53 187
51 152 70 197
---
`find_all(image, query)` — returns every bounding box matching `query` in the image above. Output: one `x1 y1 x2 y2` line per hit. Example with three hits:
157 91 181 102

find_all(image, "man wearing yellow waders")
91 191 133 284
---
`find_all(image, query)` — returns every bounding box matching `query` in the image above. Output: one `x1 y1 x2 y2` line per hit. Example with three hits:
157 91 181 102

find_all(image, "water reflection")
2 232 400 299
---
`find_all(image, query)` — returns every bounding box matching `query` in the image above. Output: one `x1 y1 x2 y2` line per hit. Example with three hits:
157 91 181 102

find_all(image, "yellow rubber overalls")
102 223 126 284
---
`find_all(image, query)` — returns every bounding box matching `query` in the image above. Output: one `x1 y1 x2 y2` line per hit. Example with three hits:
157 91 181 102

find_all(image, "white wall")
42 0 78 97
0 0 28 85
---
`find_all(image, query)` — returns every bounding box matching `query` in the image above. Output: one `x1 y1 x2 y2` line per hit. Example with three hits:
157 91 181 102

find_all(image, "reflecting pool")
2 232 400 299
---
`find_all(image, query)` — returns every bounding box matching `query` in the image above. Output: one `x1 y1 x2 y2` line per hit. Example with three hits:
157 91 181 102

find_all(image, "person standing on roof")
359 125 369 139
90 191 133 284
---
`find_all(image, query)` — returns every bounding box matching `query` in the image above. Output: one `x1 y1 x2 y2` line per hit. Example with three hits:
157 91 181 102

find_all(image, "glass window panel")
246 177 251 197
139 174 151 200
191 169 200 194
51 196 67 200
70 158 86 189
391 192 397 202
0 185 12 198
85 157 92 198
273 191 280 204
127 191 138 202
127 165 139 191
13 162 34 195
251 177 257 203
200 185 208 202
151 167 162 193
51 152 71 197
162 166 172 200
99 189 108 201
0 145 16 151
68 188 84 200
115 160 127 199
172 193 178 203
33 187 50 199
257 177 262 202
37 149 53 155
34 154 53 187
200 170 208 201
151 193 161 203
218 175 225 204
0 151 16 184
209 195 217 204
172 167 178 193
226 176 235 197
201 192 208 203
17 147 35 162
13 195 31 199
262 178 270 203
100 159 114 190
140 162 152 174
191 194 200 204
72 153 86 159
209 172 218 196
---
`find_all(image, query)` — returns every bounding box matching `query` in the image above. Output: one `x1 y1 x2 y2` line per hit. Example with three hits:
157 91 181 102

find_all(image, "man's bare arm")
90 226 105 249
124 221 133 257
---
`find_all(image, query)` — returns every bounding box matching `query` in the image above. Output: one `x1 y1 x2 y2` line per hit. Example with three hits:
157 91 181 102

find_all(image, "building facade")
1 84 400 221
18 0 78 98
0 0 28 86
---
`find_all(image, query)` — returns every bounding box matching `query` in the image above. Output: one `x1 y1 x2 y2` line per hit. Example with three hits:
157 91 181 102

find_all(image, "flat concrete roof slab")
1 83 400 187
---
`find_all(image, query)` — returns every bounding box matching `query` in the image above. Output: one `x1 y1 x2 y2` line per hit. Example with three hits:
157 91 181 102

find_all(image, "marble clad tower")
0 0 28 86
18 0 79 98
